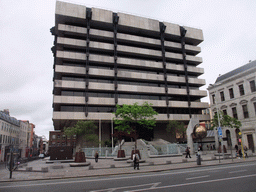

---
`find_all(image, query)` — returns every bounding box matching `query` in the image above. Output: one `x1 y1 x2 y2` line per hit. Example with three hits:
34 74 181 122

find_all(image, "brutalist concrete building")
51 1 209 142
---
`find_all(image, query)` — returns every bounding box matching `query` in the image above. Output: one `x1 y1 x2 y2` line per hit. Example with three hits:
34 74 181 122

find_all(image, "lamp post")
216 104 224 163
210 85 224 162
239 132 245 160
111 119 114 151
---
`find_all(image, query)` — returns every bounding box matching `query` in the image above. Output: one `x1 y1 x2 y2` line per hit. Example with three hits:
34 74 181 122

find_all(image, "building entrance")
247 134 255 153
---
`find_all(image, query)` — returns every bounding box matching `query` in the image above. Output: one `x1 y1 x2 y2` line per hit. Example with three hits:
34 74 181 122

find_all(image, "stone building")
208 60 256 152
51 1 209 143
19 120 30 158
0 109 21 161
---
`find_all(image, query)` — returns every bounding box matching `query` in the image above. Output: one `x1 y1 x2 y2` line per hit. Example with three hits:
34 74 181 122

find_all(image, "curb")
1 158 256 183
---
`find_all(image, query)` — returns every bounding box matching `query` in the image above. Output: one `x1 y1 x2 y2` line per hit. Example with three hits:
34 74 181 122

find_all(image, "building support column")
113 13 119 108
85 8 92 117
180 26 192 118
99 119 101 149
159 22 169 118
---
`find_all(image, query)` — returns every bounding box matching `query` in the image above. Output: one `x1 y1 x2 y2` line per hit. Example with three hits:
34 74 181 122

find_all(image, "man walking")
185 147 191 158
94 151 99 163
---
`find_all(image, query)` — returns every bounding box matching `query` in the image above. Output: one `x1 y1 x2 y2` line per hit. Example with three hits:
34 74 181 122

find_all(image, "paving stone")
0 153 255 182
26 167 33 171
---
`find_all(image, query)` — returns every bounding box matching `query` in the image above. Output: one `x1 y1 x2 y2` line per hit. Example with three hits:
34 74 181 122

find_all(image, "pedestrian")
235 144 238 151
210 144 213 150
94 151 99 163
238 148 242 158
185 147 191 158
244 146 248 158
235 149 238 158
133 153 139 170
207 145 209 151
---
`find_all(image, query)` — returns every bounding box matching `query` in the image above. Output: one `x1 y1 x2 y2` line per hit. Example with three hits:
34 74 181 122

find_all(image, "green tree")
64 121 98 151
211 111 241 130
113 102 158 149
166 120 186 142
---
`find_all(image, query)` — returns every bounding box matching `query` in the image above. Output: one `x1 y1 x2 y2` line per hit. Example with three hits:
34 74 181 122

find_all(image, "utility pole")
215 90 224 162
9 150 13 179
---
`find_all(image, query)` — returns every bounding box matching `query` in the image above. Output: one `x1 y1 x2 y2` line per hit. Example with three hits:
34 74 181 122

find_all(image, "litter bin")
197 150 201 165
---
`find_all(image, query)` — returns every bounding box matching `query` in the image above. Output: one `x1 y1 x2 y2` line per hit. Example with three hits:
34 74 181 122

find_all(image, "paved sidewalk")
1 153 256 182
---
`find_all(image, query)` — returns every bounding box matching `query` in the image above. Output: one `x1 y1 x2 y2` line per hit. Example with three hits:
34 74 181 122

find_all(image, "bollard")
148 162 154 166
26 167 33 171
41 167 48 172
197 150 202 165
197 154 201 165
88 165 94 170
182 159 187 163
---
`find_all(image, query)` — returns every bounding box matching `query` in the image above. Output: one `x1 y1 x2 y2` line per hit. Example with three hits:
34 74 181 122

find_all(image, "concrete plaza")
0 152 256 182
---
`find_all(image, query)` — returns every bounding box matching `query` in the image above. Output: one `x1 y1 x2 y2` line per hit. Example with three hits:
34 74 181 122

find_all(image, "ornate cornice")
230 103 237 107
239 100 248 105
220 105 227 110
250 97 256 102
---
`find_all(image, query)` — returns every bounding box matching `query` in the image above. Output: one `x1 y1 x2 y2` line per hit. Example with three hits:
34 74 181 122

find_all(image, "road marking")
150 182 161 188
186 175 210 180
90 182 161 192
229 170 247 174
128 174 256 192
208 169 222 173
0 162 255 189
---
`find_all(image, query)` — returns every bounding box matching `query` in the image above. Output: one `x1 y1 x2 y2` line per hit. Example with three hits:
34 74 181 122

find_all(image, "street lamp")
210 84 224 162
215 102 224 161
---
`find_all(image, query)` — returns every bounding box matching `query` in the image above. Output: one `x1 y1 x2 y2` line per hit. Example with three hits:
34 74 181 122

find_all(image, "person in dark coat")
185 147 191 158
238 149 242 158
235 144 238 151
95 151 99 163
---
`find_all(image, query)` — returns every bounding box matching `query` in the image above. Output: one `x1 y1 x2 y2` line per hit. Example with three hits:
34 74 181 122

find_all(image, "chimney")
3 109 10 116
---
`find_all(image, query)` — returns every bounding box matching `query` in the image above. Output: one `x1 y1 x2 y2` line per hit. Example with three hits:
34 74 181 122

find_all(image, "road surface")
0 162 256 192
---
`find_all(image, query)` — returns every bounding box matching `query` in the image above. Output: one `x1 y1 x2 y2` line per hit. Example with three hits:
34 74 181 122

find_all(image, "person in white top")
133 153 139 170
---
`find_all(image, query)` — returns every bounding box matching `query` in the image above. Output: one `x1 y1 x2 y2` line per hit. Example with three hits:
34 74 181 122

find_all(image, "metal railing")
82 147 114 157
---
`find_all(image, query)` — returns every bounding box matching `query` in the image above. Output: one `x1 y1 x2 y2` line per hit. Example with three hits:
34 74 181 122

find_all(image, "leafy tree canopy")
113 102 158 134
64 120 98 143
166 120 186 136
211 111 241 130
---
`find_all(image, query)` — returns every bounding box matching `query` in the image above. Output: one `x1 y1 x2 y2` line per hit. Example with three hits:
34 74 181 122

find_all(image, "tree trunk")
134 127 137 150
119 139 122 150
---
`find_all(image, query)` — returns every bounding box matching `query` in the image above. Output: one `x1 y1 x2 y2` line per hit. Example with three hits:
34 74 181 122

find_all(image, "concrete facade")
52 1 209 142
208 61 256 152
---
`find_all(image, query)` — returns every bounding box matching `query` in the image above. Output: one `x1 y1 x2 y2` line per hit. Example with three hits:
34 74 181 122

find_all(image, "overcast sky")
1 0 256 139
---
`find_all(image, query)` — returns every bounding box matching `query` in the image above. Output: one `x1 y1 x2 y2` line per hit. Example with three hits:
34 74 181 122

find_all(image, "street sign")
218 127 222 137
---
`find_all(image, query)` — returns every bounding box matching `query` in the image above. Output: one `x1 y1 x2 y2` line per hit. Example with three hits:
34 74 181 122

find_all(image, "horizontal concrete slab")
55 53 204 75
53 96 209 109
54 80 207 97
